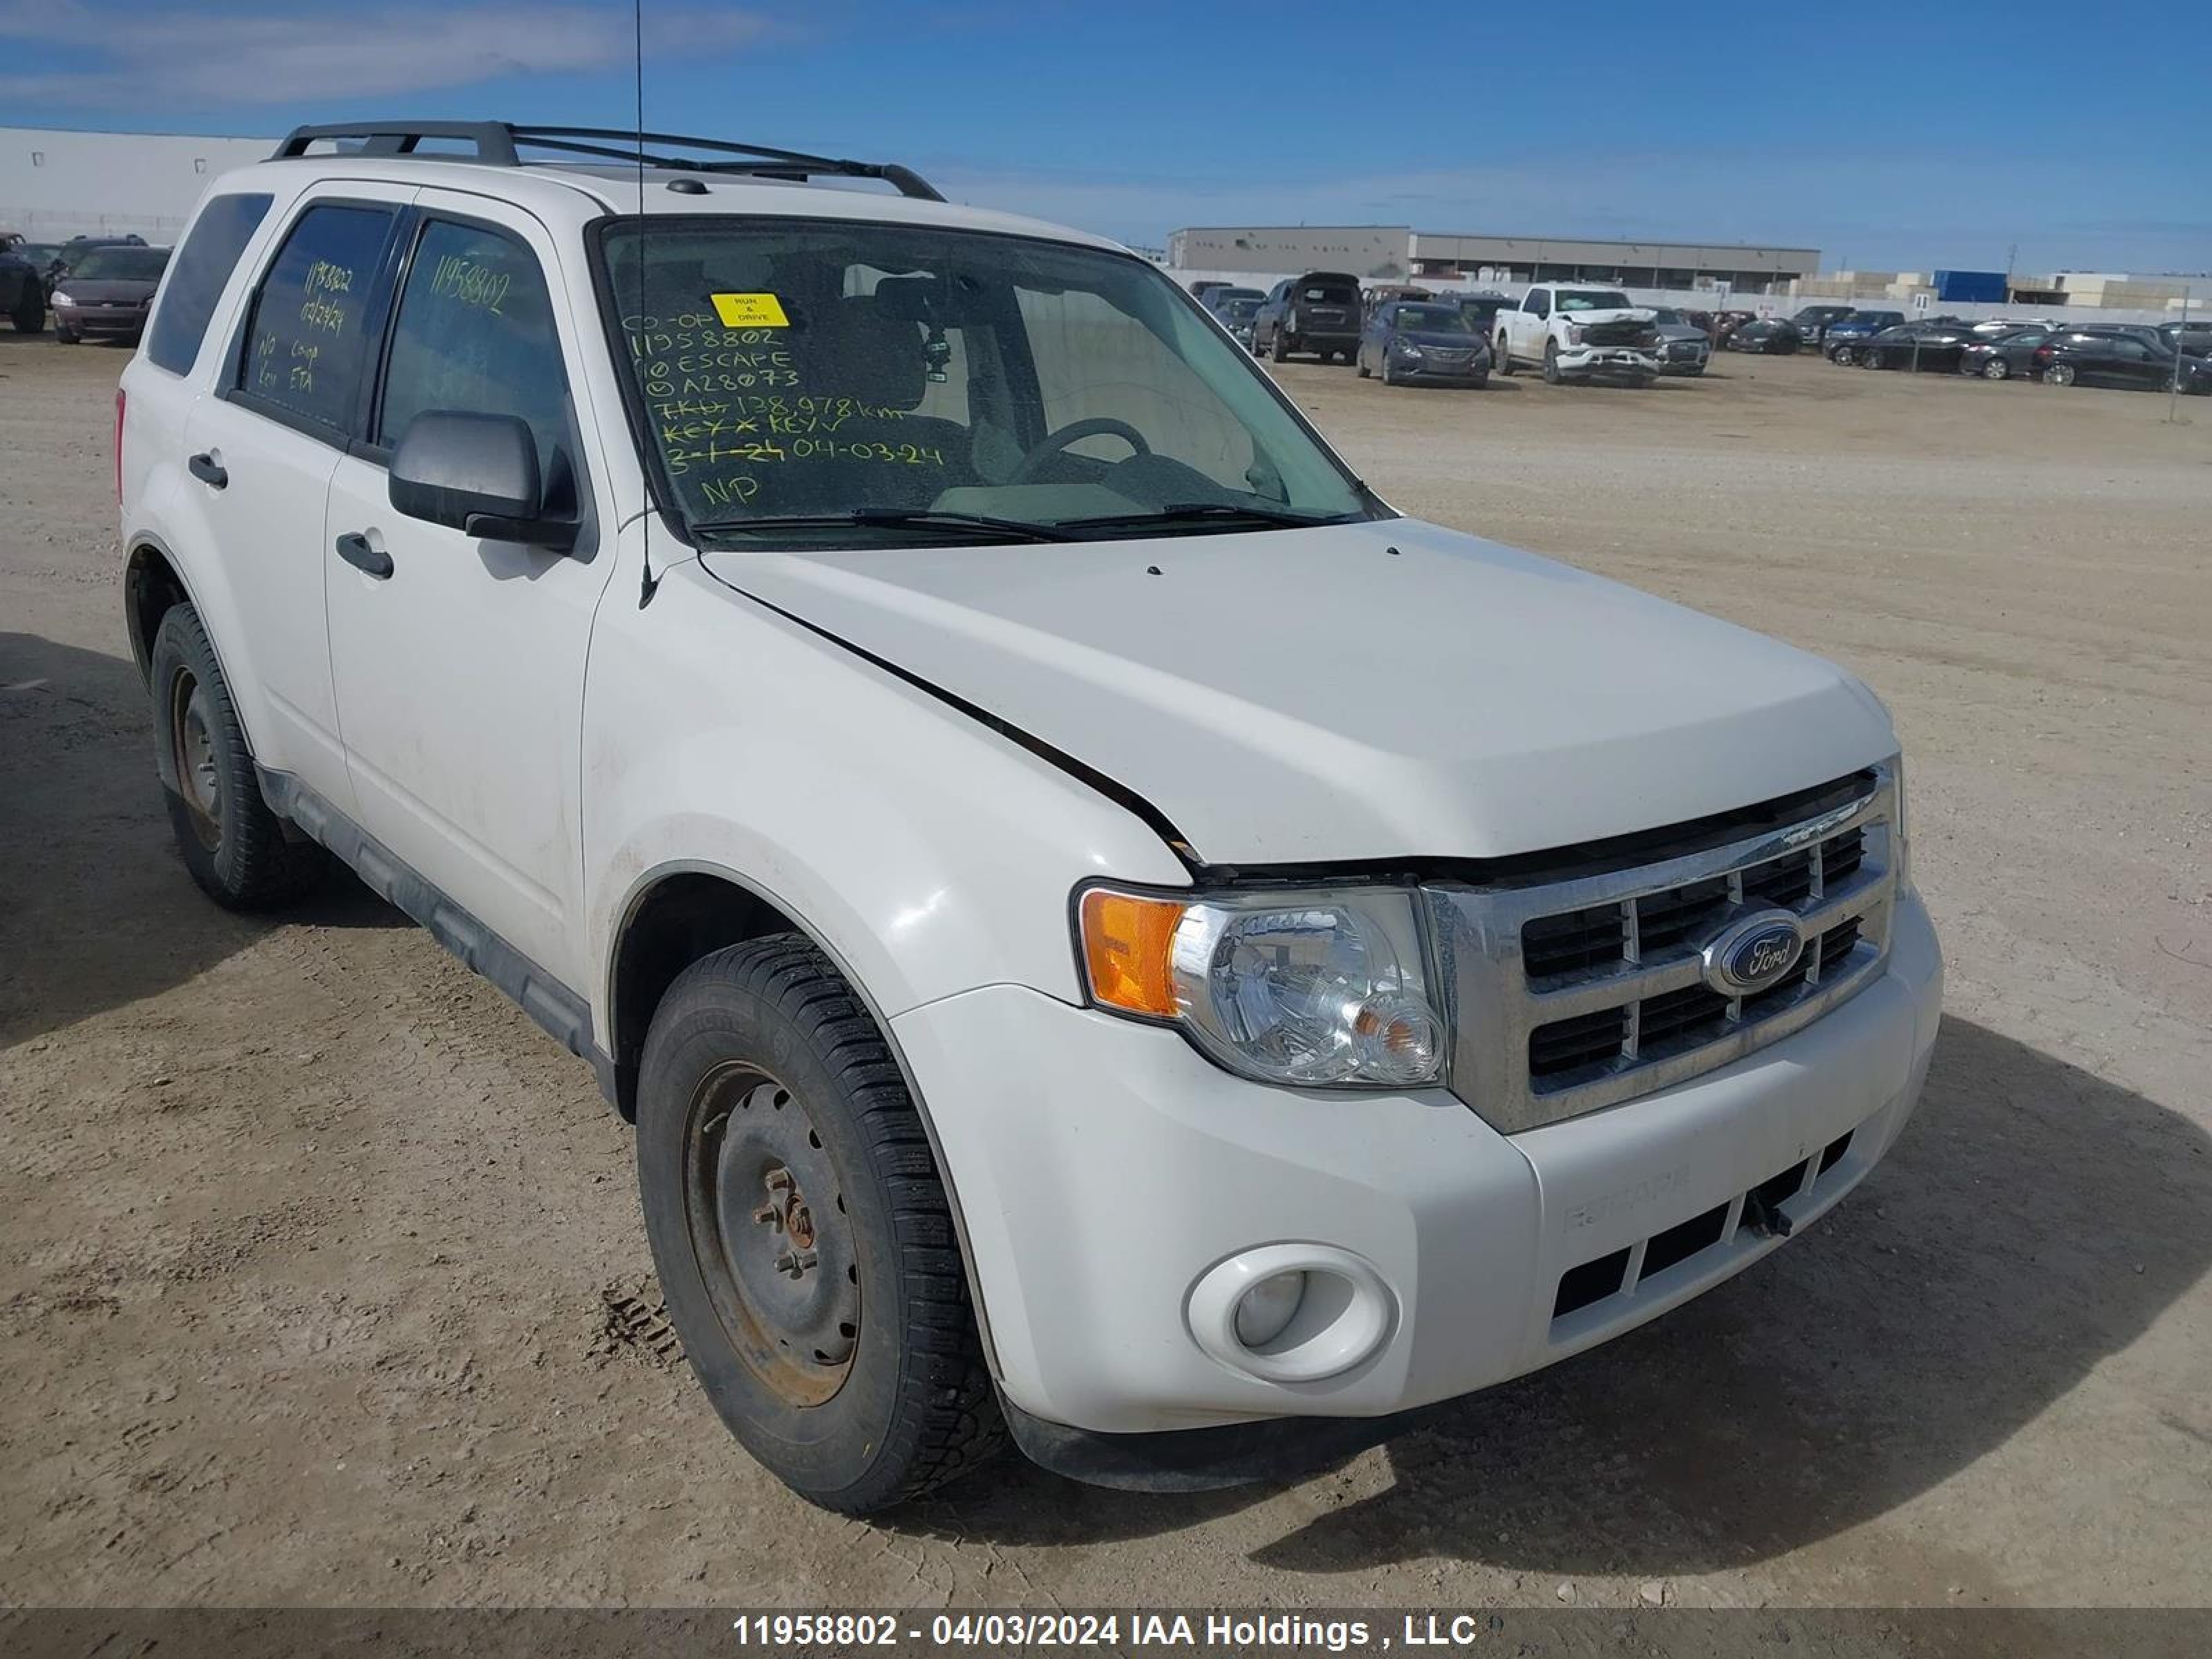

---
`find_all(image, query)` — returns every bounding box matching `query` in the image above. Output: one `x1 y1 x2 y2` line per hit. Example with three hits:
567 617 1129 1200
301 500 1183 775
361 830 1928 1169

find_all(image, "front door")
323 194 617 983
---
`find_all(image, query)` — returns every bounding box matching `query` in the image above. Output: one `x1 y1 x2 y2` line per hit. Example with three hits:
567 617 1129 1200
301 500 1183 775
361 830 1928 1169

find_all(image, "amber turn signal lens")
1079 890 1185 1018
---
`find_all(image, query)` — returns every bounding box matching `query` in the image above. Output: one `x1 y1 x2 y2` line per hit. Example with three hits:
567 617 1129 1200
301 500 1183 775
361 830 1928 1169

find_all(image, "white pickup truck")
1494 283 1663 384
120 120 1940 1515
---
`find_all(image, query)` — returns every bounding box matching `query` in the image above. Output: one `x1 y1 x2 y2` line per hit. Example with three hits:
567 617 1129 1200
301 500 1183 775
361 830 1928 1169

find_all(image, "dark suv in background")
1 237 49 332
1252 271 1363 363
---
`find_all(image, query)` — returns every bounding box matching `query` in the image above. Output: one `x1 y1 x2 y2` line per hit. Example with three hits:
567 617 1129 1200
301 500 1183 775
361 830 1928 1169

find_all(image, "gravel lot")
3 333 2208 1615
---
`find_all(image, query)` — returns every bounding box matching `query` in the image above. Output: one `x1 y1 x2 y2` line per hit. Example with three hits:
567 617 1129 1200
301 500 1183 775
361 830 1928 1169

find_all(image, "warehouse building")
1168 224 1821 294
1 126 271 243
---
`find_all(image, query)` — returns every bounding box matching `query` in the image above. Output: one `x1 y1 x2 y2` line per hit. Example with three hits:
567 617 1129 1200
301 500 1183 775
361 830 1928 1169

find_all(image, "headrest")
814 294 926 411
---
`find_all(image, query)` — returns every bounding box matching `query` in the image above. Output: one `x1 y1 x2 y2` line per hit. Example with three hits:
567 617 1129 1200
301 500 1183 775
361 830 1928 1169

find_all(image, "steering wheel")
1009 417 1150 485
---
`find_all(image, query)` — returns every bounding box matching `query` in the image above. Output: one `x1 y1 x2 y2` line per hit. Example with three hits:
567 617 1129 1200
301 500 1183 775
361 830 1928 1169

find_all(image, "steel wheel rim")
169 668 222 852
682 1062 859 1408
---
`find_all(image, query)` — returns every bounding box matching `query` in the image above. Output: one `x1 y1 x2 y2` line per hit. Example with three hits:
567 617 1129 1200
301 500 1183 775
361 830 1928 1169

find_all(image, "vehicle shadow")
0 631 402 1047
906 1015 2209 1569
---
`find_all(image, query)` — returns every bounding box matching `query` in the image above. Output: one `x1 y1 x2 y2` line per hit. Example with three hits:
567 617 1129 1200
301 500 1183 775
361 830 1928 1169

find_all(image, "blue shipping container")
1934 270 2008 303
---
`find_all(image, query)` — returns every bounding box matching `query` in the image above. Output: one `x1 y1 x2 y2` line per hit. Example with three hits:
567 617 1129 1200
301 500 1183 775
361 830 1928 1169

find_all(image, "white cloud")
0 1 774 106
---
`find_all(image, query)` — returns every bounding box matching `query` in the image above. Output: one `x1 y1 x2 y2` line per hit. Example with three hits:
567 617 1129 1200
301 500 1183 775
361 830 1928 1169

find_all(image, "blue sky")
2 0 2204 275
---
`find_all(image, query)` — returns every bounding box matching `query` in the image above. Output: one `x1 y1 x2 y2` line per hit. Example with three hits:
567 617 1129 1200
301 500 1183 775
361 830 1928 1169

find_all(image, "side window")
375 218 573 500
147 192 272 375
237 203 397 435
1527 290 1550 319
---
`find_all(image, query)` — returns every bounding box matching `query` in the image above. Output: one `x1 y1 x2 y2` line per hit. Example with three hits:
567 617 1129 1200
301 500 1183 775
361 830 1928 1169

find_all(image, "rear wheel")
1494 333 1515 375
149 605 327 910
11 280 46 333
1271 328 1291 364
2047 362 2075 386
1861 348 1885 370
637 935 1004 1514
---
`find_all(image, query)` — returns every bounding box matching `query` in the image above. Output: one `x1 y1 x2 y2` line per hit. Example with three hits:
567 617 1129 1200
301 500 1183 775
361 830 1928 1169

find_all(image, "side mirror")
388 410 577 551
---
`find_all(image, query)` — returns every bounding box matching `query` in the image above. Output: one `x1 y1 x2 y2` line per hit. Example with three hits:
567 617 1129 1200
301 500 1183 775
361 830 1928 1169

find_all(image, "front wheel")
149 606 327 910
1830 344 1856 365
1541 339 1562 384
1494 334 1515 375
1983 357 2010 380
637 935 1004 1514
11 281 46 333
55 322 80 344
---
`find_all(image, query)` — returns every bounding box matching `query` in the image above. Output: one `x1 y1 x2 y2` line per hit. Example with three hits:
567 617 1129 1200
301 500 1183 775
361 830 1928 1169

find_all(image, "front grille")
1582 319 1649 346
1427 765 1900 1133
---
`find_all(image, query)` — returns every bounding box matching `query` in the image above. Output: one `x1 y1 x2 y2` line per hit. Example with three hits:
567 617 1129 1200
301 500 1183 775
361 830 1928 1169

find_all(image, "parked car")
1788 303 1857 347
1725 318 1801 355
1219 294 1264 351
1251 270 1363 363
50 243 171 344
1359 283 1432 321
1355 299 1492 386
2036 332 2211 393
1960 327 2056 380
122 118 1939 1515
1647 307 1712 375
1202 285 1264 319
1821 311 1906 362
2158 320 2212 357
1492 283 1660 384
1850 319 2003 373
1189 279 1232 303
1711 309 1760 348
0 240 49 332
1453 292 1512 336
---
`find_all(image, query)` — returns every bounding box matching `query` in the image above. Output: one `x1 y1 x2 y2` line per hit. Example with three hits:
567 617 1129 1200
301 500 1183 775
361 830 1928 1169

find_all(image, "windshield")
1392 305 1470 332
1555 290 1633 312
68 247 169 281
1225 299 1261 320
599 220 1374 543
1651 308 1683 324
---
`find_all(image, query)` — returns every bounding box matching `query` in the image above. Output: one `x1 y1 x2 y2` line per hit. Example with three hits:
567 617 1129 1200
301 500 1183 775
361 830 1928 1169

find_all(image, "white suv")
119 122 1941 1514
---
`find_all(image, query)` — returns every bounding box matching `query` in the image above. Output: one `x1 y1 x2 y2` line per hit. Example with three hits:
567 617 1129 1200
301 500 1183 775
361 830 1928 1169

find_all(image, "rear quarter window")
147 193 272 375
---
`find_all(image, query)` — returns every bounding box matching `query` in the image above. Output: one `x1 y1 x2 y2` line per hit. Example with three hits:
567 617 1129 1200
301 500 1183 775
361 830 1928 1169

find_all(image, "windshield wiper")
691 508 1077 544
1056 501 1360 533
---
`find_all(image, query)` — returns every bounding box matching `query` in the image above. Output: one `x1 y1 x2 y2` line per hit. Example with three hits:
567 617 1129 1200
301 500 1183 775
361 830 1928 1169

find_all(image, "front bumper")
1558 345 1659 377
1388 353 1489 383
894 892 1942 1441
54 303 146 338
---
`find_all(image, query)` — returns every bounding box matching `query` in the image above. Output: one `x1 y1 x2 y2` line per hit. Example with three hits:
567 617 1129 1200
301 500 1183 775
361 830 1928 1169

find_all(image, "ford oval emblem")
1700 910 1806 997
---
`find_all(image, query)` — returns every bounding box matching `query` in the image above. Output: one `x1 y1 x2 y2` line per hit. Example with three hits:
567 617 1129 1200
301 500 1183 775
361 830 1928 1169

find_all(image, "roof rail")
268 122 944 202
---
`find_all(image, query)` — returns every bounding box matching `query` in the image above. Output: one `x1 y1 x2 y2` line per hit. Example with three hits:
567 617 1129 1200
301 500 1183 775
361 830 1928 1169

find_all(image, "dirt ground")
3 333 2209 1615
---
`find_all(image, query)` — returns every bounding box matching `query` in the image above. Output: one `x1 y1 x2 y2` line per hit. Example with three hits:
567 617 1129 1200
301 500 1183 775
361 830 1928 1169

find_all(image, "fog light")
1232 1271 1306 1349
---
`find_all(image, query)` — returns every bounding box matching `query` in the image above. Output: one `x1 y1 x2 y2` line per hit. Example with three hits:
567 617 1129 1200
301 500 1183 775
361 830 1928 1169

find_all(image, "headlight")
1566 324 1586 345
49 290 73 307
1078 886 1444 1088
1394 340 1423 358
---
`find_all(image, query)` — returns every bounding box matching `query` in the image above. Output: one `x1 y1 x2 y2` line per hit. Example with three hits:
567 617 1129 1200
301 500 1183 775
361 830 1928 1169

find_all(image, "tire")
2047 362 2074 386
1380 358 1400 386
1983 358 2010 380
1470 371 1489 389
55 323 80 344
1271 328 1291 364
1831 344 1855 366
1860 349 1884 370
149 605 327 910
1355 350 1371 379
11 280 46 333
1541 339 1562 384
1494 332 1515 375
636 935 1004 1514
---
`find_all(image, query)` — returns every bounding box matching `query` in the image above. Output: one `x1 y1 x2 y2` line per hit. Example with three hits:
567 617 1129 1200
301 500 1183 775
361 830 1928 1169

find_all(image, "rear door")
179 190 411 808
322 191 617 982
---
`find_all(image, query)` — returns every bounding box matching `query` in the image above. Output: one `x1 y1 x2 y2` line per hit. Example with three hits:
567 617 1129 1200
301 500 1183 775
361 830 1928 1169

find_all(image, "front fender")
581 556 1190 1051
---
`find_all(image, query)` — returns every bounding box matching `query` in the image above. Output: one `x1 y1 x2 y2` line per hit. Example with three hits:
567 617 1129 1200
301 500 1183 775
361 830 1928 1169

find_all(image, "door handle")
187 452 227 489
334 532 393 580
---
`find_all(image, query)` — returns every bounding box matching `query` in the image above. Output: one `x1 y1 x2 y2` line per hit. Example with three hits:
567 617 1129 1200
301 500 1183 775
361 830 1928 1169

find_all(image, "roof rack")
268 122 946 202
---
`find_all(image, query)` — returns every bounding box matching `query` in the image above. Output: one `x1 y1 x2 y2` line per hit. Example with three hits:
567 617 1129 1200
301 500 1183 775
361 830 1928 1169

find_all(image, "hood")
53 278 156 302
1653 321 1707 341
1559 307 1655 326
700 517 1894 866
